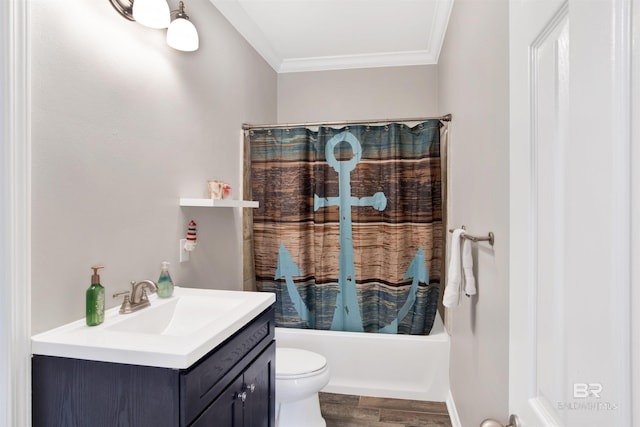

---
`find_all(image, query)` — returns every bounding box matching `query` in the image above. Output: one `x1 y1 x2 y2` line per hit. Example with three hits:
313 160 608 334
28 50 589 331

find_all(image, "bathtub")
274 313 450 402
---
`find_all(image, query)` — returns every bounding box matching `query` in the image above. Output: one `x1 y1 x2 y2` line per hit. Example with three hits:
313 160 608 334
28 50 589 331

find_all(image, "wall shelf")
179 198 259 208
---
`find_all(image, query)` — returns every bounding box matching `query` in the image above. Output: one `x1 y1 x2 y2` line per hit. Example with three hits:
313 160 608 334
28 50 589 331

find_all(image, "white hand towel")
443 229 464 307
462 238 476 296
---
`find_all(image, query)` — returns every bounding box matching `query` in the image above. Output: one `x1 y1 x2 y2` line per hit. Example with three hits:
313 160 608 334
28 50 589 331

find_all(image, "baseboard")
446 389 462 427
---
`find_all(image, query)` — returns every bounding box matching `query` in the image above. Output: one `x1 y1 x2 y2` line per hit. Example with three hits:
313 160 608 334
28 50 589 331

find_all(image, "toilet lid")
276 347 327 378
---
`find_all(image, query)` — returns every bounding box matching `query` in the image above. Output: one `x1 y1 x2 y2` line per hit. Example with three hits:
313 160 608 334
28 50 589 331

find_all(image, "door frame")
1 0 31 426
631 0 640 423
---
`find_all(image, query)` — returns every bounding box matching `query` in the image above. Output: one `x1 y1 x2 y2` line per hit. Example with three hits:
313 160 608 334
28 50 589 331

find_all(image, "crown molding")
210 0 453 73
277 50 438 73
210 0 283 71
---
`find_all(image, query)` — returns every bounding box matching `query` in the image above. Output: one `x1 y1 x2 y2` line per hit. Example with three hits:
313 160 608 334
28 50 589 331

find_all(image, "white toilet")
275 347 330 427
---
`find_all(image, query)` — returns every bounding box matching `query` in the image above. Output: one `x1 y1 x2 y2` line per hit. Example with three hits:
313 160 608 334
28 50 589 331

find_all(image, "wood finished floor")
319 392 452 427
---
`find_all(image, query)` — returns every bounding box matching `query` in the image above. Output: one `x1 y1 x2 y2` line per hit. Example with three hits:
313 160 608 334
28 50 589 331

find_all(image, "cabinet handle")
245 383 256 393
235 391 247 402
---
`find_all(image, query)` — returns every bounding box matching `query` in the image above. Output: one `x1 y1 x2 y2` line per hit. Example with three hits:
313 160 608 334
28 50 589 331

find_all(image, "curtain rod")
242 114 452 131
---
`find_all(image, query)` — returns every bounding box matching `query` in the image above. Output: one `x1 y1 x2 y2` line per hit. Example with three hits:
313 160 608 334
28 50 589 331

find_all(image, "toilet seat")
276 347 328 379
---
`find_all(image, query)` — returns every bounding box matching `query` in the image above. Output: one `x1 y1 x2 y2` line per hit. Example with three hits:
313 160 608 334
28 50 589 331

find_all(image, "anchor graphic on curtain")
275 131 429 333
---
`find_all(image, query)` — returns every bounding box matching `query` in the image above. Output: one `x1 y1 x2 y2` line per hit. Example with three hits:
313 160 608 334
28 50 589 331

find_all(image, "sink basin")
31 287 275 369
107 294 244 336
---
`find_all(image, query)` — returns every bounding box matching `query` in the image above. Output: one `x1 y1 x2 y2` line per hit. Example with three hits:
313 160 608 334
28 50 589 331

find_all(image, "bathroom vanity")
31 288 275 427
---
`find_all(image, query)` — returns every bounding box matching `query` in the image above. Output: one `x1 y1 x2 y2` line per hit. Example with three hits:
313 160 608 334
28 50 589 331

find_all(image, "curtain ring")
267 129 272 136
285 128 290 134
384 125 389 131
249 130 255 136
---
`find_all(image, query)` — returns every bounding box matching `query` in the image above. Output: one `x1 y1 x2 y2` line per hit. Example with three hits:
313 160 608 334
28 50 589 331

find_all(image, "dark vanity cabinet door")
179 307 275 426
32 306 275 427
242 342 275 427
191 342 275 427
191 374 245 427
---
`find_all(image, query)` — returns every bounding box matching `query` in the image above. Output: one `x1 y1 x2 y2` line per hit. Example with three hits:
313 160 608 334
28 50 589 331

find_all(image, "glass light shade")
133 0 170 29
167 18 199 52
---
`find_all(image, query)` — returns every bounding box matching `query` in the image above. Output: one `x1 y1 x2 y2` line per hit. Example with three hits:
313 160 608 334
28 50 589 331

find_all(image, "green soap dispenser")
157 261 174 298
86 265 105 326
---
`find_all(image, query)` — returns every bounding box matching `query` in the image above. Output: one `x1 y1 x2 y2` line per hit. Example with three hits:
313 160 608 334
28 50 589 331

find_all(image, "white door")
509 0 634 426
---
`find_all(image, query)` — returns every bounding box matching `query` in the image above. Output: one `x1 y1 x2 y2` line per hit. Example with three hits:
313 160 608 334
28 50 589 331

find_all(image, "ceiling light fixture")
108 0 199 52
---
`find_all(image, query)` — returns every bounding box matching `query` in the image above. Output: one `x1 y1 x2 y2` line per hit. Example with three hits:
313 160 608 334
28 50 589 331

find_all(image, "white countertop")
31 287 275 369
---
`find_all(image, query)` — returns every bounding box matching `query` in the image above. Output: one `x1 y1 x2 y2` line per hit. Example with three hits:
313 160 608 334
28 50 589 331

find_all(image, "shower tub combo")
275 313 450 402
248 118 451 404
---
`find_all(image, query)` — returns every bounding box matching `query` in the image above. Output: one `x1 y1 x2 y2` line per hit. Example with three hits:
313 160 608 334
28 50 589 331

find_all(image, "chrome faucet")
113 280 158 314
131 280 157 304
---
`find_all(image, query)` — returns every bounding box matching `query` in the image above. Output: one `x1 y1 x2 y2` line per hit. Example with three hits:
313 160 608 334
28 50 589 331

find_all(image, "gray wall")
438 0 510 424
31 0 277 334
277 66 439 122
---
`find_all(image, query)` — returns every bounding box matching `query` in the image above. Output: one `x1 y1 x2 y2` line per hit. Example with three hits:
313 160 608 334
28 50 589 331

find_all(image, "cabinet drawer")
180 307 274 425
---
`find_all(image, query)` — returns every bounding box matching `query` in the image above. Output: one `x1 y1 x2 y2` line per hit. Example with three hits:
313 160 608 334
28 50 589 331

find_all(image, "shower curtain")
244 120 444 335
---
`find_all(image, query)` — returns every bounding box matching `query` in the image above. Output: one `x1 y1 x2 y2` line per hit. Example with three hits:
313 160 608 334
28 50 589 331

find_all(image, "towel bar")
448 226 495 246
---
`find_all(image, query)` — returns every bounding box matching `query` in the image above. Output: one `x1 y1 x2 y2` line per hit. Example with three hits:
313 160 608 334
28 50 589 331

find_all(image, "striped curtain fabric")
248 121 443 335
